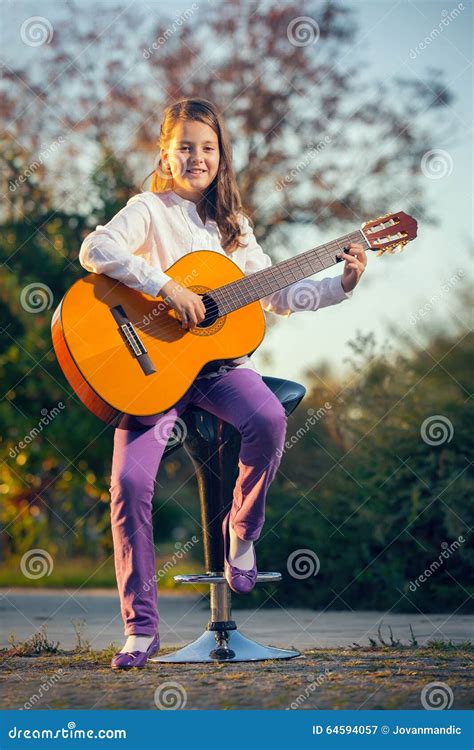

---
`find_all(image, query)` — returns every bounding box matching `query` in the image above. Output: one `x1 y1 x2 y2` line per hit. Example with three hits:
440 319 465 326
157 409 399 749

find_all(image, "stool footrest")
174 572 282 584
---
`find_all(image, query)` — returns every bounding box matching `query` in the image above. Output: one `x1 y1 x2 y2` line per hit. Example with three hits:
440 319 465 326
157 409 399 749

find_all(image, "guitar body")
52 210 417 426
52 250 266 425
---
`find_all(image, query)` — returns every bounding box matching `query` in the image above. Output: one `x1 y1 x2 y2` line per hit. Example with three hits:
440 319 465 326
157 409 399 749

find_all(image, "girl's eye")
179 146 215 152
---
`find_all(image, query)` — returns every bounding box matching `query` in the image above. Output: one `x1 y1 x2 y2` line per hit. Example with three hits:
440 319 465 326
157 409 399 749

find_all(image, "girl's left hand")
338 243 367 293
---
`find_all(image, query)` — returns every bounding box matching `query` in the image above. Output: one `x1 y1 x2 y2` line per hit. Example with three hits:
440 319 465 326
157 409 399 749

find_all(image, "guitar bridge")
110 305 156 376
120 321 145 356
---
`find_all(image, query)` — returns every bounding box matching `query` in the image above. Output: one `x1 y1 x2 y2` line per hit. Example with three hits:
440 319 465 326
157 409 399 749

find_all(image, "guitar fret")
269 266 280 290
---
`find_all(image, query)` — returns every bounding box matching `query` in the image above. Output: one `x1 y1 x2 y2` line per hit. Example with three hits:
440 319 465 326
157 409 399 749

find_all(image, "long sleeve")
241 215 353 316
79 195 172 297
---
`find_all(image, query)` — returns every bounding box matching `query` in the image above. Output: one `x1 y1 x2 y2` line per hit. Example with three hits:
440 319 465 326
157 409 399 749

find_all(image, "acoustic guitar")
51 211 417 425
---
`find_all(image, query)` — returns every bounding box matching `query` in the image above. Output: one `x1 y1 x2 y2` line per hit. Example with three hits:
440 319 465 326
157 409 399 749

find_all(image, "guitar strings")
131 232 363 337
122 230 365 337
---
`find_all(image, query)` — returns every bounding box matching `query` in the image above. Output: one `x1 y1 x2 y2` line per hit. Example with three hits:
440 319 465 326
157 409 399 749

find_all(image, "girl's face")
161 119 220 202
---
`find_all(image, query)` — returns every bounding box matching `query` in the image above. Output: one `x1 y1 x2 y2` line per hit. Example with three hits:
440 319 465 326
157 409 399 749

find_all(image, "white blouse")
79 190 352 378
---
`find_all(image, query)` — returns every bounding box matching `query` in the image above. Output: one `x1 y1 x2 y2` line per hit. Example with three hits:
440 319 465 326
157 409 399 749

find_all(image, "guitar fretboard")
211 228 370 314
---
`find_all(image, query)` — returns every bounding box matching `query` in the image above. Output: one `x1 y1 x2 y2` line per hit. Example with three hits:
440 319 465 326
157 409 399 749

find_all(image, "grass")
3 621 472 661
0 552 203 590
6 626 61 656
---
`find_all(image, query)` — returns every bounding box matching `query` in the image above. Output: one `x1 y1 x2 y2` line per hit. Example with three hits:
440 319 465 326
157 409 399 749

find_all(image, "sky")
2 0 473 389
263 0 473 386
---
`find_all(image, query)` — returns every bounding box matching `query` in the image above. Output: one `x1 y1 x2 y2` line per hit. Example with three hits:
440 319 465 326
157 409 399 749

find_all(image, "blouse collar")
168 190 216 226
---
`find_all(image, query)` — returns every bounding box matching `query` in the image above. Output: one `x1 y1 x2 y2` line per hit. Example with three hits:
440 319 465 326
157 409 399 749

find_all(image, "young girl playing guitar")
79 98 366 669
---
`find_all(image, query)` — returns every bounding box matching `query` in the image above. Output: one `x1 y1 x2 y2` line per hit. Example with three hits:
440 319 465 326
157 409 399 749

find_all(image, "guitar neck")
212 228 370 315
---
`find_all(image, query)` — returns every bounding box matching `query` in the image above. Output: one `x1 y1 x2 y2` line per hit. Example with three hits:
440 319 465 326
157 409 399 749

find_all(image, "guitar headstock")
362 211 418 255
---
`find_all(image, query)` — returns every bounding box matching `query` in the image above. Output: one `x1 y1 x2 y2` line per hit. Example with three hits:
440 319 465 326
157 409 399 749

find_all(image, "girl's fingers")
349 245 367 264
338 248 366 268
349 247 366 258
338 251 358 261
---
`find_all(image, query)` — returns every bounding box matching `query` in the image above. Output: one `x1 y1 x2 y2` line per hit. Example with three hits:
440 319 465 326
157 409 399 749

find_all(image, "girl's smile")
186 168 207 177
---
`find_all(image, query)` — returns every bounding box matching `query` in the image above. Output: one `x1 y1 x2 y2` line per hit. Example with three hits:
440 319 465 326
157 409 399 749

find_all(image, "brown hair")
141 98 247 254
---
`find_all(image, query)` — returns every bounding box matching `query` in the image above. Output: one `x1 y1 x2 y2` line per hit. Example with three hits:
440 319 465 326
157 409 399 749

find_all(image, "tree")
2 1 453 235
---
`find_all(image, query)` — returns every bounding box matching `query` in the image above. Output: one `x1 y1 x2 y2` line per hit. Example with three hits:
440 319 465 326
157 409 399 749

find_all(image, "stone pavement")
1 588 471 651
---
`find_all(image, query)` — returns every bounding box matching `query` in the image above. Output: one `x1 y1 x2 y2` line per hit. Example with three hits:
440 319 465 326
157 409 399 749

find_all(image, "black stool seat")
151 375 305 663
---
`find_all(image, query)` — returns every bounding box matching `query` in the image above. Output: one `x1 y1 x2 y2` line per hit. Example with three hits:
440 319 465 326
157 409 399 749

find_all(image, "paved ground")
1 646 472 711
1 588 472 651
2 590 472 711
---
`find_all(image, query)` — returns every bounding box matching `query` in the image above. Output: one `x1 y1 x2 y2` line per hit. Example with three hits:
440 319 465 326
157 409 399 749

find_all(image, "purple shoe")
222 511 257 594
111 633 160 670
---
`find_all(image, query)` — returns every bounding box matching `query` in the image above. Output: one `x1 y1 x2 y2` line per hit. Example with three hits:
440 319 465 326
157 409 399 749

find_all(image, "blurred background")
0 0 472 615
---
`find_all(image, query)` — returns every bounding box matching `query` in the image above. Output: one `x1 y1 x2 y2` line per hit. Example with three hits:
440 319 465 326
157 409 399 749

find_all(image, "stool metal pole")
151 378 305 664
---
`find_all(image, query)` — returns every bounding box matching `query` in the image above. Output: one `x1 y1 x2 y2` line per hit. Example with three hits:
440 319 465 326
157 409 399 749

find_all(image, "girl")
79 98 366 669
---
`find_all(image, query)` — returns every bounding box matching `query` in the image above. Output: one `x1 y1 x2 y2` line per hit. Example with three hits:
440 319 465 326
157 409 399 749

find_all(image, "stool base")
150 628 301 663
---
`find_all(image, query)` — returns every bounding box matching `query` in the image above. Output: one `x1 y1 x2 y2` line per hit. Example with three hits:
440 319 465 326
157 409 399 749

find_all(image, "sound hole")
197 293 220 328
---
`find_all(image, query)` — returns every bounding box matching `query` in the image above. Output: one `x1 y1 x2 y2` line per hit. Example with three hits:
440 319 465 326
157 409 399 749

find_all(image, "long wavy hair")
141 98 247 254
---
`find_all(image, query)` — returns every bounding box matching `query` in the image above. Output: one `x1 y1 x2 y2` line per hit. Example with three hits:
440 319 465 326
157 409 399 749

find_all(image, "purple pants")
109 368 288 635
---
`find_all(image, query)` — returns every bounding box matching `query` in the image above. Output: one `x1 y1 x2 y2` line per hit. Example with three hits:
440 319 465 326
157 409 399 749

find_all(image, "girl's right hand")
159 279 207 329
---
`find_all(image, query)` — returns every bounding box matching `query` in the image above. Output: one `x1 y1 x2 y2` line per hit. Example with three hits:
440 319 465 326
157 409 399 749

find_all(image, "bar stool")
150 375 306 663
